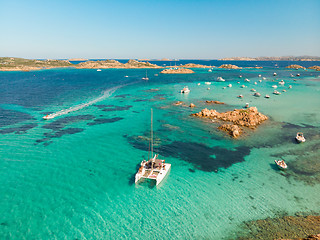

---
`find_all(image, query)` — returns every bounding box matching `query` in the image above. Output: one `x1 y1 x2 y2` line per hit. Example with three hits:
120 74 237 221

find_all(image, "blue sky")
0 0 319 59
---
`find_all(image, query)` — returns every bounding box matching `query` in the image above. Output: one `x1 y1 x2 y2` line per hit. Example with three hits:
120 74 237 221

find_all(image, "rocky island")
179 63 213 68
160 68 194 74
0 57 73 71
76 59 161 69
218 64 241 69
308 66 320 71
286 64 306 69
191 107 268 138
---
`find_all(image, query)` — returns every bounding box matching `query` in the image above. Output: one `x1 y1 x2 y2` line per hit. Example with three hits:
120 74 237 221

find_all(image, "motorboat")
258 74 261 77
207 87 210 90
295 132 305 143
124 75 129 78
205 82 211 85
227 84 232 87
275 160 287 170
262 77 266 80
273 72 277 76
217 77 225 82
135 109 171 186
253 92 261 97
241 85 246 88
273 90 281 95
279 80 285 85
254 82 257 85
289 85 292 89
259 80 262 82
197 83 201 86
296 73 300 77
180 87 190 94
282 89 287 92
97 69 101 72
208 69 212 72
245 103 249 108
244 78 250 82
239 75 242 78
238 95 243 98
265 94 270 98
43 114 54 120
272 85 278 89
251 88 256 92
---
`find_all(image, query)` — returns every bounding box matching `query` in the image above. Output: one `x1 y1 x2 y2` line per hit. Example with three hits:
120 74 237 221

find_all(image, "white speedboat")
253 92 261 97
135 109 171 186
241 85 246 88
273 90 281 95
279 80 285 85
275 160 287 170
272 85 278 89
251 88 256 92
238 94 243 98
262 77 266 80
239 75 242 78
295 132 305 143
265 94 270 98
244 78 250 82
254 82 257 85
217 77 225 82
197 83 201 86
258 74 261 77
180 87 190 93
124 75 129 78
227 84 232 87
97 69 102 72
273 72 277 76
296 73 300 77
43 114 54 120
245 103 249 108
259 80 262 83
205 82 211 85
289 85 292 89
208 69 212 72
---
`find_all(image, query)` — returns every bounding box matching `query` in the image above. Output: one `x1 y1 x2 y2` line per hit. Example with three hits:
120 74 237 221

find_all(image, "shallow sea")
1 61 320 239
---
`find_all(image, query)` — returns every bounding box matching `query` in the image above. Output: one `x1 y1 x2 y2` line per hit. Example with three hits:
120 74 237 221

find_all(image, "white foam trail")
43 86 120 120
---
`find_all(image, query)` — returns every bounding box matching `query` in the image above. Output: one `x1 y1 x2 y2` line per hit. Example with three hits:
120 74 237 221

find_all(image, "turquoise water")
1 64 320 239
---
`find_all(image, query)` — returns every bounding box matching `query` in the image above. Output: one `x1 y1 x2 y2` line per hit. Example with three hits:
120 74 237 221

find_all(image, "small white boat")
208 69 212 72
258 74 261 77
97 69 102 72
124 75 129 78
259 80 262 83
180 87 190 93
207 87 210 90
142 70 149 80
289 85 292 89
295 132 305 143
245 103 249 108
265 94 270 98
238 94 243 98
135 109 171 186
282 89 286 92
273 72 277 76
205 82 211 85
275 160 287 170
227 84 232 87
197 83 201 86
254 82 257 85
251 88 256 92
43 115 54 120
279 80 285 85
239 75 242 78
273 90 281 95
154 74 158 76
241 85 246 88
244 78 250 82
272 85 278 89
262 77 266 80
290 74 294 77
217 77 225 82
296 73 300 77
253 92 261 97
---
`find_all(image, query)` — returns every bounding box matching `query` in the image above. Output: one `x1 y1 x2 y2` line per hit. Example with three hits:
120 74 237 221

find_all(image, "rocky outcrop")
205 100 225 104
218 64 241 69
308 66 320 71
286 64 306 69
218 124 242 138
160 68 194 74
191 107 268 138
180 63 213 68
76 59 161 69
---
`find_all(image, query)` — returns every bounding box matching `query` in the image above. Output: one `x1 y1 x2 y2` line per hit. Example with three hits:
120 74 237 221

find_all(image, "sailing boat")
142 70 149 80
135 109 171 185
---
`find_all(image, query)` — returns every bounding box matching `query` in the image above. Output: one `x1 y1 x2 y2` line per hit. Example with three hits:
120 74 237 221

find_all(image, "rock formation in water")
180 63 213 68
160 68 194 74
308 66 320 71
76 59 161 69
205 100 225 104
286 64 306 69
218 64 241 69
191 107 268 138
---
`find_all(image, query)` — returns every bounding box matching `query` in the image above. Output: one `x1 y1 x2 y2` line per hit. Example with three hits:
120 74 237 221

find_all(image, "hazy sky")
1 0 319 59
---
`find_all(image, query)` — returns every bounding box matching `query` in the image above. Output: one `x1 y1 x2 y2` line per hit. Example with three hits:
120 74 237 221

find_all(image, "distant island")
219 56 320 61
68 58 88 61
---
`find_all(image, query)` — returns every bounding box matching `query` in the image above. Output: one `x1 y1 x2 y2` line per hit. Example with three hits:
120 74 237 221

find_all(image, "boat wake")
43 86 120 120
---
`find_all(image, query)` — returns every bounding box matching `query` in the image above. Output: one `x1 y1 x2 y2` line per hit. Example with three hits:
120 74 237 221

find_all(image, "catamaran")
135 109 171 186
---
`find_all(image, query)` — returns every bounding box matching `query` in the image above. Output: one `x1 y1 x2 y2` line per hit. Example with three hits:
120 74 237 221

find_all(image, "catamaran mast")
151 108 153 158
